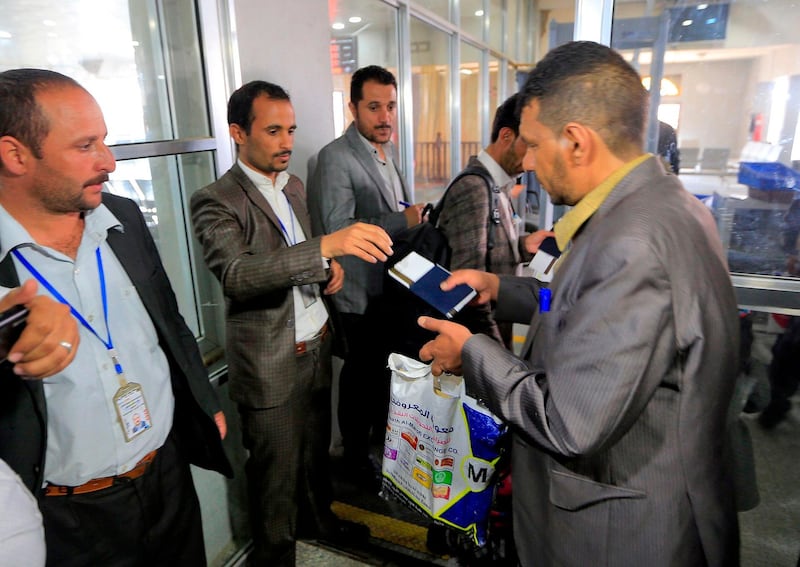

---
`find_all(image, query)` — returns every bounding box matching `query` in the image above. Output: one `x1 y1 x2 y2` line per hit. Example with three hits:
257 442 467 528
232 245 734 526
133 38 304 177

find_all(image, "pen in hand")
399 200 411 208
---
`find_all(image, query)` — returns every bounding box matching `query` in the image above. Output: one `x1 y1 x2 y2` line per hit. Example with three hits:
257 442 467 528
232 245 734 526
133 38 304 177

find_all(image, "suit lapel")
230 165 286 241
283 182 312 239
345 124 398 210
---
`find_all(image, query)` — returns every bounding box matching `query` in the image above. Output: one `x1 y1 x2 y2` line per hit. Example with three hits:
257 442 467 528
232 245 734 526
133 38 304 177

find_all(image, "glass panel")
411 17 452 203
488 0 504 51
507 0 519 59
105 152 222 347
611 0 800 283
417 0 451 22
0 0 210 143
460 43 484 168
489 55 501 124
461 0 486 41
609 4 800 565
328 0 399 137
735 309 800 566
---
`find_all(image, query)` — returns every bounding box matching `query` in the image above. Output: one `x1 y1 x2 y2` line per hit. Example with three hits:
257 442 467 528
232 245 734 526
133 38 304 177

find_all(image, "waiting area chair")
679 147 701 172
698 147 731 172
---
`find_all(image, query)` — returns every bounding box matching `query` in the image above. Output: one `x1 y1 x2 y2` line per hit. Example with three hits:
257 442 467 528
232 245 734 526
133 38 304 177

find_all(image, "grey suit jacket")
462 157 740 566
307 123 410 315
190 164 329 408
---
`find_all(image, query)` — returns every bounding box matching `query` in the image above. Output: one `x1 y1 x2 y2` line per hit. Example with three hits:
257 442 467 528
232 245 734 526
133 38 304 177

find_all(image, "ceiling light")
43 19 56 27
460 69 473 75
348 16 362 23
475 10 485 17
681 19 693 26
697 4 708 9
332 22 345 30
0 31 11 39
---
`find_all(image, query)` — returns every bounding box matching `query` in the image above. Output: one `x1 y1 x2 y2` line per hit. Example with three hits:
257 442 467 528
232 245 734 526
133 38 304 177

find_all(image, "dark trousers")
239 334 335 567
338 312 392 466
766 317 800 413
38 434 205 567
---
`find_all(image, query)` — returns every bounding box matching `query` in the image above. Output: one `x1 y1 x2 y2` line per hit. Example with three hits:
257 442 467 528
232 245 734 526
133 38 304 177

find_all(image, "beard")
538 153 571 206
34 175 108 213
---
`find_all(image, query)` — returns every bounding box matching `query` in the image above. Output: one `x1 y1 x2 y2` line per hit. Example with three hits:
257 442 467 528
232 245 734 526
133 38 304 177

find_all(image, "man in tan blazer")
190 81 392 566
419 42 741 566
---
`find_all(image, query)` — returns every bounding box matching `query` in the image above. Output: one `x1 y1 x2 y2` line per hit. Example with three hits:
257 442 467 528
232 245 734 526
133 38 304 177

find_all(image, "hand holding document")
388 252 476 319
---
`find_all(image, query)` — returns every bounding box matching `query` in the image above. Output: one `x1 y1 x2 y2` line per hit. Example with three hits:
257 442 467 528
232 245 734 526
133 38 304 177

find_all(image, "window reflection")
460 42 484 168
327 0 399 138
0 0 209 143
602 0 800 284
411 17 452 203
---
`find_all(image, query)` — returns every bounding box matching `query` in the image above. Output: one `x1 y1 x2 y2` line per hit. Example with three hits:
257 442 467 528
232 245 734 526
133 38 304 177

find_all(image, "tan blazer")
190 164 329 408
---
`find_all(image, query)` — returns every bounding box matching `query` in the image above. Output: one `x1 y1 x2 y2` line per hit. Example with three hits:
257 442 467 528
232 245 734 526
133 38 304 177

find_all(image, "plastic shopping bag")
381 353 507 546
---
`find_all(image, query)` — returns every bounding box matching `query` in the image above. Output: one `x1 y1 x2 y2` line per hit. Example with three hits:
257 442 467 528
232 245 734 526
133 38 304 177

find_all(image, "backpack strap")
430 165 500 271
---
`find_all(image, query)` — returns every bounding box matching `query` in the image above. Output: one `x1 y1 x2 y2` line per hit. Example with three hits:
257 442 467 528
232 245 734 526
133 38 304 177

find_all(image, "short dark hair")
227 80 290 134
350 66 397 105
490 93 521 143
518 41 648 156
0 68 82 162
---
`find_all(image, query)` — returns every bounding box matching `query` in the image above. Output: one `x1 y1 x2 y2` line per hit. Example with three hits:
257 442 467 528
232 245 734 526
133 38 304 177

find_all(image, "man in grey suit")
308 65 425 480
419 41 741 566
191 81 391 566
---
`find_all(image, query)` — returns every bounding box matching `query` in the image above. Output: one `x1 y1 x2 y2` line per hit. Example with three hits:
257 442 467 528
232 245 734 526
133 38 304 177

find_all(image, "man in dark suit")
419 42 741 566
307 65 426 480
0 68 231 566
190 81 391 566
437 93 551 347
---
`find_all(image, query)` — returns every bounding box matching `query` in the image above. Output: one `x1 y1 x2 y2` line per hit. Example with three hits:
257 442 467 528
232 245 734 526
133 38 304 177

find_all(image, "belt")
295 322 329 356
44 449 159 496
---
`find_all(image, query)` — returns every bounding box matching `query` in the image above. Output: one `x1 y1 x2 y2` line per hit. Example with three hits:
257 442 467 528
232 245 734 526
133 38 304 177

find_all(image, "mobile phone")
0 304 29 363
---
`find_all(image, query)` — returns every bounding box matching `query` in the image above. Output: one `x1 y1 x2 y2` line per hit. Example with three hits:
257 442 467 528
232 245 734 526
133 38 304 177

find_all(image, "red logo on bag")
401 431 418 449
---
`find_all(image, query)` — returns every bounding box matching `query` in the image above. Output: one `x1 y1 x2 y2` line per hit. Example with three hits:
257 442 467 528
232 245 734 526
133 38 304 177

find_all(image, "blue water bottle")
539 288 551 313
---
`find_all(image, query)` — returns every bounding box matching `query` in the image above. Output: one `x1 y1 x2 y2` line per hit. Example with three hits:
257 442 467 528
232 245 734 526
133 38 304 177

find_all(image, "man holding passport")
418 41 741 566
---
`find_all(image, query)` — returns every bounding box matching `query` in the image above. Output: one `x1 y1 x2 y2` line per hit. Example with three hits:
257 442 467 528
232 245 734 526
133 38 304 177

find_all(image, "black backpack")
390 165 500 270
374 166 500 358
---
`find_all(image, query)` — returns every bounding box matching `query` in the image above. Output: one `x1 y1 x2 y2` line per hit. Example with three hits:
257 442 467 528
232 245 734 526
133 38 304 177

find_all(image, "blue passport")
389 252 477 319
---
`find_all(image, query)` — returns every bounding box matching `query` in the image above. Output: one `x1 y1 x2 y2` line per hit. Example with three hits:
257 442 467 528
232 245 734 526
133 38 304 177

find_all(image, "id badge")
113 382 152 442
300 284 318 308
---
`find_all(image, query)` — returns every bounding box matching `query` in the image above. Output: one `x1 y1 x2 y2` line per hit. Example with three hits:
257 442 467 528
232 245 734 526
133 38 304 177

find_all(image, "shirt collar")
476 150 513 189
0 201 123 263
554 154 651 252
238 158 290 194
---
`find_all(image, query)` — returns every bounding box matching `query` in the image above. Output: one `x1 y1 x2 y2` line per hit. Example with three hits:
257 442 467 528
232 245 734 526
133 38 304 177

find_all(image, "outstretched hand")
1 279 79 379
417 316 473 376
321 222 393 263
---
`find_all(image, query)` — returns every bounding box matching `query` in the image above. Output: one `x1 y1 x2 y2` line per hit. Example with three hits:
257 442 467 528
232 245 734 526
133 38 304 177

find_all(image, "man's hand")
441 269 500 305
214 411 227 440
0 280 79 379
523 229 556 255
418 317 473 376
323 259 344 295
320 222 393 263
403 203 426 227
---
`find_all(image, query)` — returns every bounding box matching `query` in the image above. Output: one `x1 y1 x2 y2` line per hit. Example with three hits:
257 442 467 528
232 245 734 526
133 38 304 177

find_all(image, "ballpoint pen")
398 200 411 208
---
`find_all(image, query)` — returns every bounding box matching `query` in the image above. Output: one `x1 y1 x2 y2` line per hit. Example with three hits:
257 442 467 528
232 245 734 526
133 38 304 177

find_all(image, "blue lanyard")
12 247 125 377
276 192 296 246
